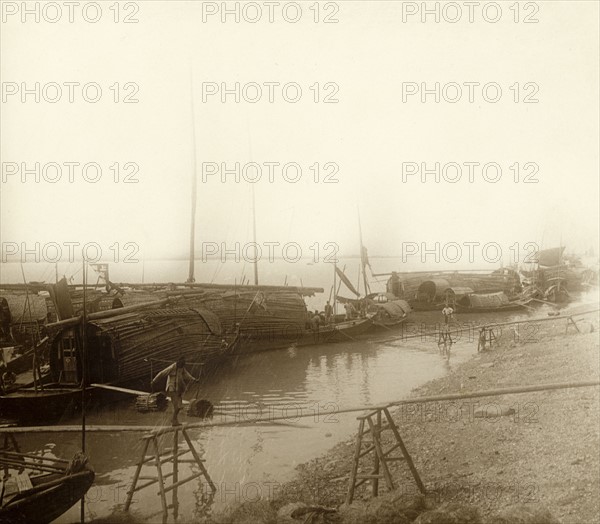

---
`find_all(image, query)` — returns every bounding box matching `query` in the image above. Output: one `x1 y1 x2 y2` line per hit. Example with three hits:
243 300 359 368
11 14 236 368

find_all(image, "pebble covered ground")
275 314 600 524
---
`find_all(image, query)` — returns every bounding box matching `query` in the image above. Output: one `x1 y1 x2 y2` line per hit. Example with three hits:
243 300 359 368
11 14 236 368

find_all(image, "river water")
3 259 590 522
12 308 533 523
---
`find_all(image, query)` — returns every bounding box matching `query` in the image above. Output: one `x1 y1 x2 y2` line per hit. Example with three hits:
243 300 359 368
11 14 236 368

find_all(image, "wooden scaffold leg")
478 327 496 352
346 407 425 504
124 426 216 520
565 316 580 334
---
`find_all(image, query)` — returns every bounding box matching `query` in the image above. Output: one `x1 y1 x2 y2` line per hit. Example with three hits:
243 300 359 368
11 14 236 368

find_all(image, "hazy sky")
1 1 599 273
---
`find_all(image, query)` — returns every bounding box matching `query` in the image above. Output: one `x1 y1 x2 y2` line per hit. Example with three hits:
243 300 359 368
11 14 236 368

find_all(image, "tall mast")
251 184 259 285
80 260 87 523
357 207 370 296
333 260 337 316
187 78 197 283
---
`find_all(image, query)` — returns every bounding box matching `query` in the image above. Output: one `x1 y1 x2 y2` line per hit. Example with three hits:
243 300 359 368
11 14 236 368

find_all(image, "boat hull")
454 303 528 313
0 469 95 524
0 384 93 424
232 318 373 353
369 316 409 332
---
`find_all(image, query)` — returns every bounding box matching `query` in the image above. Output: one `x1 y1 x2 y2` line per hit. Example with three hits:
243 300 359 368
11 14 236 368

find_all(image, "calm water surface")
11 309 535 523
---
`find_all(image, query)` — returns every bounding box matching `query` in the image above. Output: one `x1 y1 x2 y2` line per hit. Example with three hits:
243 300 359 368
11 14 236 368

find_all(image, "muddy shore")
264 312 600 523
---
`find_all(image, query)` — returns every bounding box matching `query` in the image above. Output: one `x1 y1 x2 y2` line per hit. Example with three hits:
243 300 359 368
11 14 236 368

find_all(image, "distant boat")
368 296 411 330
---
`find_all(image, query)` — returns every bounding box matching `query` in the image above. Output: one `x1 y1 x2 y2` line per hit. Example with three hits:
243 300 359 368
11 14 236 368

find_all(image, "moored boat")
368 297 411 330
0 305 239 423
0 450 94 524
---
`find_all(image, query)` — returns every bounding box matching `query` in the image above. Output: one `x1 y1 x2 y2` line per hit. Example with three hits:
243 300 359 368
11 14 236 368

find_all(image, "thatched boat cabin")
48 307 236 387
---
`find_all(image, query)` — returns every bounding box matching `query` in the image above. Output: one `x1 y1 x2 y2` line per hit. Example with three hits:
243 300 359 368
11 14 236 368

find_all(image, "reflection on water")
13 309 535 523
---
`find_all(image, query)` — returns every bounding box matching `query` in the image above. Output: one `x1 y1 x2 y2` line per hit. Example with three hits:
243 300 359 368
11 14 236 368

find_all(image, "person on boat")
310 310 321 342
0 356 6 394
344 303 357 320
152 357 200 426
324 301 333 323
387 272 402 298
359 300 368 318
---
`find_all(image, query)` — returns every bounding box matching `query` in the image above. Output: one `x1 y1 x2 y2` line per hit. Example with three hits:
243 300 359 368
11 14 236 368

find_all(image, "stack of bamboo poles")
175 290 308 335
135 392 168 412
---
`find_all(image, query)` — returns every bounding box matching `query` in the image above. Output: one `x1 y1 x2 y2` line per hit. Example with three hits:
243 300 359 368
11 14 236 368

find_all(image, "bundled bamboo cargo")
172 289 310 351
135 392 168 412
48 307 237 387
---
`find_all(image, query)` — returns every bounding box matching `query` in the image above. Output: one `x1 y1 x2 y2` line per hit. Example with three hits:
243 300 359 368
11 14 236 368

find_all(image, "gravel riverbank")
268 312 600 523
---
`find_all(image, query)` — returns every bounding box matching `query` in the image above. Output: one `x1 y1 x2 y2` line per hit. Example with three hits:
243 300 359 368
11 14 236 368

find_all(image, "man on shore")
440 304 455 345
152 357 199 426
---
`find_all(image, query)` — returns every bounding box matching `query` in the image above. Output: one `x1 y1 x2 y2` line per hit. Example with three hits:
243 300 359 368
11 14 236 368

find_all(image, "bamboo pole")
251 185 259 286
357 207 370 296
482 308 599 329
3 380 598 436
187 75 198 284
80 261 87 524
0 282 325 295
45 298 171 330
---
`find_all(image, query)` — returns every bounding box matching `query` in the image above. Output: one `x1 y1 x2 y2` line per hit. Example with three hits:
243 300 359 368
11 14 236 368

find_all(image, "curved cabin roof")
417 279 451 300
378 299 411 317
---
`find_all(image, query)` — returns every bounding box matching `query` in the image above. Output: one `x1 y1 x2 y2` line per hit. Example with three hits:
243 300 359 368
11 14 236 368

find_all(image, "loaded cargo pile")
173 289 310 345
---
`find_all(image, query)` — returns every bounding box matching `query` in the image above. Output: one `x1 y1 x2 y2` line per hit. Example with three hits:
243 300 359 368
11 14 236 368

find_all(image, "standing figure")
440 304 455 345
310 310 321 342
441 304 454 325
152 357 199 426
344 303 356 321
324 301 334 323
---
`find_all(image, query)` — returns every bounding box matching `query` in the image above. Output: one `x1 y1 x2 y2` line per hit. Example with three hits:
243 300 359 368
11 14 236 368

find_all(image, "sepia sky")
1 1 598 271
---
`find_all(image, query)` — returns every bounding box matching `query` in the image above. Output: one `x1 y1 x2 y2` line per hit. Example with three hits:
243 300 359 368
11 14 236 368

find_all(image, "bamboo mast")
80 260 87 524
251 185 259 285
187 78 198 284
20 264 41 392
333 260 337 317
357 207 370 296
